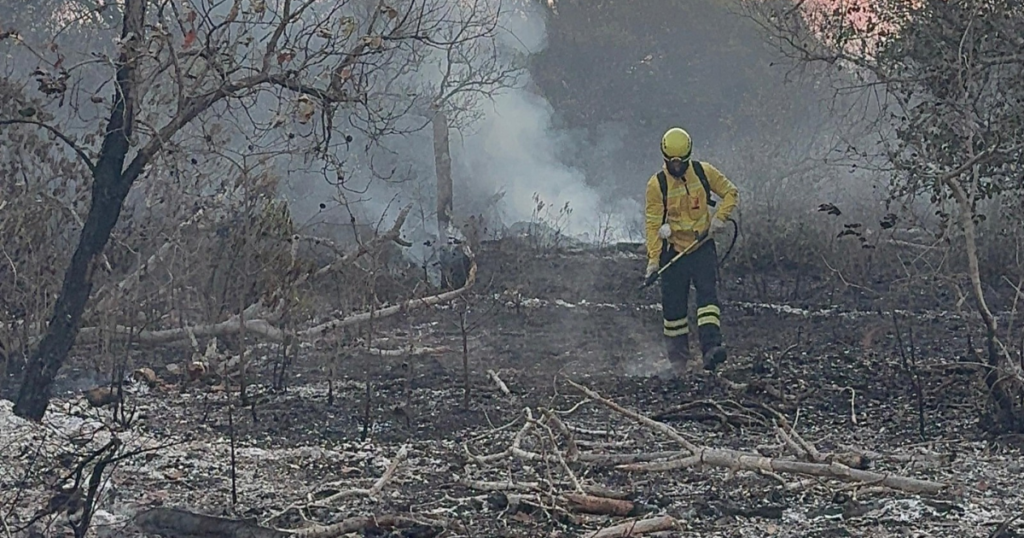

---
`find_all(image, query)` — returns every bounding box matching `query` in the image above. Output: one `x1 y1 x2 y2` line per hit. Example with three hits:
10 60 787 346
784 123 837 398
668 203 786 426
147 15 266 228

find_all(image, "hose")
717 217 739 266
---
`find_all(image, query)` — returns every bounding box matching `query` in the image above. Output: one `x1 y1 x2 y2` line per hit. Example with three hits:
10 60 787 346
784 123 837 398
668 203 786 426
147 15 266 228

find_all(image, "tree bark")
13 0 147 421
945 172 1023 430
433 108 452 245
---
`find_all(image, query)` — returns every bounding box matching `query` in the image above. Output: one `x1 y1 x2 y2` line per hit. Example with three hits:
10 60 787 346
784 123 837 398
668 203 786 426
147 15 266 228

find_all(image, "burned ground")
2 239 1021 537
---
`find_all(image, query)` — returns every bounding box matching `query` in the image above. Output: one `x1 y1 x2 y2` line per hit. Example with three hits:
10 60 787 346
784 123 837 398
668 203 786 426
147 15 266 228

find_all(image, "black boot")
702 345 727 372
666 337 691 376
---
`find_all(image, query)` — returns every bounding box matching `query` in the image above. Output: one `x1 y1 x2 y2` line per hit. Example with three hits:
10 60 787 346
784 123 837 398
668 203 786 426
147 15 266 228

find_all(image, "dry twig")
563 377 948 494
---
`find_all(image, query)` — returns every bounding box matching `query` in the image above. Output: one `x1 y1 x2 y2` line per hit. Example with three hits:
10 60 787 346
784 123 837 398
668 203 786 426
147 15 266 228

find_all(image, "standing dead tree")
744 0 1024 431
0 0 511 421
424 0 521 246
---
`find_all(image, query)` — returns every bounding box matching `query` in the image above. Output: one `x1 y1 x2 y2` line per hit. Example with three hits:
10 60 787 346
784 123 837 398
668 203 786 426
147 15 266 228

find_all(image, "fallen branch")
298 258 476 338
563 377 948 495
837 446 954 469
653 399 768 428
365 346 448 357
264 445 409 525
463 408 565 465
460 478 543 493
311 204 414 279
564 493 635 517
578 451 689 467
93 209 207 313
488 369 511 395
310 443 408 505
542 408 578 461
78 253 477 345
586 515 677 538
616 447 944 493
564 378 699 453
460 478 628 501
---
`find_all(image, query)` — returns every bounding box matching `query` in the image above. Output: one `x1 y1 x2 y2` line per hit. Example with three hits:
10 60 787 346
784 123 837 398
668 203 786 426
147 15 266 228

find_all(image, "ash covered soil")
3 239 1023 537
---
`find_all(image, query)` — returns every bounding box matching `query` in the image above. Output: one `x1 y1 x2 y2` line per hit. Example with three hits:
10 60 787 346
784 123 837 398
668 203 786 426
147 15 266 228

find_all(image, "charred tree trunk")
433 108 452 245
13 0 147 421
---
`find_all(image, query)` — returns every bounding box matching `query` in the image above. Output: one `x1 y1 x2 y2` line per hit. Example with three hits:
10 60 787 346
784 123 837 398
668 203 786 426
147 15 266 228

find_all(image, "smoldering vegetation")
1 0 1023 537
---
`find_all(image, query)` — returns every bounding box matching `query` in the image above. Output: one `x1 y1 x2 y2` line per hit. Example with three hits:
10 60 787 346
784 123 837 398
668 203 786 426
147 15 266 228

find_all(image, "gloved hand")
645 261 658 278
658 223 672 239
709 217 727 237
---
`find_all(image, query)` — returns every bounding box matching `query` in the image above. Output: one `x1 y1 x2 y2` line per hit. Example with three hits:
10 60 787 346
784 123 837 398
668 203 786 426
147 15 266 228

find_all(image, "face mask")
666 158 688 177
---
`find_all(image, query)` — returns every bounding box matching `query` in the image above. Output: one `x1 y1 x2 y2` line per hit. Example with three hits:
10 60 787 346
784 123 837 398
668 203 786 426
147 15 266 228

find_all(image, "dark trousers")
659 240 722 355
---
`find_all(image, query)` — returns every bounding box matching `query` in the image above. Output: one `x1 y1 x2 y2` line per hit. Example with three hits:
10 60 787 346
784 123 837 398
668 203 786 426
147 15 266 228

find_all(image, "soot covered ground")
5 238 1022 538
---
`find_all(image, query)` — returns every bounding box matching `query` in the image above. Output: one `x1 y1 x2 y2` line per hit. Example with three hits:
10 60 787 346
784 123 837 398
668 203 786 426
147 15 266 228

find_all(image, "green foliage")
877 0 1024 206
760 0 1024 211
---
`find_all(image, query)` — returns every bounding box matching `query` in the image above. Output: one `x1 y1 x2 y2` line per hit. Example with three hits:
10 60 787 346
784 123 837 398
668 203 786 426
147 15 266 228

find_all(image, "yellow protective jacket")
644 161 739 265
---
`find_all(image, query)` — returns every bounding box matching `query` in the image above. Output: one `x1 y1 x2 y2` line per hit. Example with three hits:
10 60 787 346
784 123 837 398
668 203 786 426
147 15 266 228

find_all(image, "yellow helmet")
661 128 692 161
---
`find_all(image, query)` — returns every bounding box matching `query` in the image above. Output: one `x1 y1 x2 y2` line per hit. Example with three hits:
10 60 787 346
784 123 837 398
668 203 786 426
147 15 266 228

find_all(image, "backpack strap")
691 160 717 207
656 171 669 254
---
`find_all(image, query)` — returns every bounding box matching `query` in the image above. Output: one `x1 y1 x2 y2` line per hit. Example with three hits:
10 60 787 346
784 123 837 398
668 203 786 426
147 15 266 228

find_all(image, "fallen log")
488 369 511 395
586 515 677 538
564 493 635 516
77 256 476 346
616 448 946 494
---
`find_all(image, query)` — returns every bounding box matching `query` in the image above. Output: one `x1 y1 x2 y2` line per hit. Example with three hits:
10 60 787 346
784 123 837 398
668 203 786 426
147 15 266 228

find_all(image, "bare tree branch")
0 119 96 171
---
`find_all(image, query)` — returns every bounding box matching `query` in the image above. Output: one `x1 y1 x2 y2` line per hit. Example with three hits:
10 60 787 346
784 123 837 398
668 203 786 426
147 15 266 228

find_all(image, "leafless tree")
0 0 509 420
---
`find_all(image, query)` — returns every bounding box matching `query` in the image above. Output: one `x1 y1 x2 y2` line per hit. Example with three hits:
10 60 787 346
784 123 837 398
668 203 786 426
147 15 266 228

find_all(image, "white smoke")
449 1 641 243
282 0 642 251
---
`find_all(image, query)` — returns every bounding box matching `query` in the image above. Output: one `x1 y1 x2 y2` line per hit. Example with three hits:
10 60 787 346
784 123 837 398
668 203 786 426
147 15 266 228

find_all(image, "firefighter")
644 127 738 374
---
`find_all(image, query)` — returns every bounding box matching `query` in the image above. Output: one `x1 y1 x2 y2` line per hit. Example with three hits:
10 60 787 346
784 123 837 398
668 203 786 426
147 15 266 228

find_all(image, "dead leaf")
382 6 398 19
183 29 196 49
511 511 534 523
163 469 184 481
296 95 315 124
340 17 357 39
226 0 240 22
133 367 159 388
276 51 294 65
186 361 206 381
361 35 383 48
251 0 266 13
90 95 103 103
317 27 332 39
143 490 169 503
84 387 120 407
